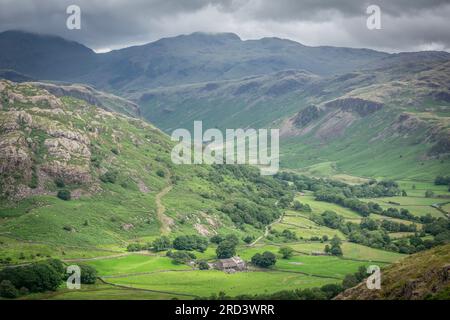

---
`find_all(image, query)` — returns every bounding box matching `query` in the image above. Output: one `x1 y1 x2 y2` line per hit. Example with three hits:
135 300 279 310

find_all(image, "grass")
361 196 445 218
281 242 405 263
272 213 346 239
274 255 371 279
106 270 336 297
295 194 362 220
86 254 191 276
24 283 185 300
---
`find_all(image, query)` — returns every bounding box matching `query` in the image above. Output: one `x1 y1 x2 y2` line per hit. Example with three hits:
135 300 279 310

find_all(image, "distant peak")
189 32 241 41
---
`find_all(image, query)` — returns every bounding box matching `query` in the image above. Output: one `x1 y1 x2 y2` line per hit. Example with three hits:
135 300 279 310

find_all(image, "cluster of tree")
251 251 277 268
379 207 418 222
173 235 208 252
0 259 97 299
268 228 298 242
313 211 392 251
208 165 294 229
274 172 400 198
314 192 372 216
380 220 417 232
126 242 151 252
292 201 312 212
0 259 64 298
434 175 450 186
166 250 196 264
219 199 281 229
152 236 172 252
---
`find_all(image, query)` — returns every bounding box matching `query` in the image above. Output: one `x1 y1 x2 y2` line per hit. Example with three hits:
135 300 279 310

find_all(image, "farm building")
215 256 247 272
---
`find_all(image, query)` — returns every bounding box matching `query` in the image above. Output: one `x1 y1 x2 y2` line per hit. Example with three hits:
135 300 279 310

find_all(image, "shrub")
100 170 118 183
156 169 165 177
0 280 19 298
54 177 65 188
198 261 210 270
57 189 71 201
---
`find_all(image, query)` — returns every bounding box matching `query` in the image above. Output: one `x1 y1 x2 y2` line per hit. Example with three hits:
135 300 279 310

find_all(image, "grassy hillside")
0 80 290 263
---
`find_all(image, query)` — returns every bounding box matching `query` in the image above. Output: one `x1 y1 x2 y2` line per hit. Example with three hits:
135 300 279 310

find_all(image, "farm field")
295 195 362 221
361 196 445 218
105 270 336 297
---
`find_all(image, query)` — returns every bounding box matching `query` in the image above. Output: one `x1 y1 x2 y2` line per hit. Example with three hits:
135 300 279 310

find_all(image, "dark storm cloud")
0 0 449 52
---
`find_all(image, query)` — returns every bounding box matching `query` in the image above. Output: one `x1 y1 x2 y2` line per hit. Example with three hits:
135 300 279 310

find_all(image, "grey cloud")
0 0 449 52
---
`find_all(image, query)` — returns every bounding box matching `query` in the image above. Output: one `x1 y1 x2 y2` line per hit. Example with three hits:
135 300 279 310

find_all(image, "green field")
86 254 191 276
105 270 335 297
295 195 362 221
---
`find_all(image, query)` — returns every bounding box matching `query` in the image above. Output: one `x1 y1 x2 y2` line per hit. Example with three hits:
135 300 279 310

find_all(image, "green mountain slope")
0 80 290 252
335 244 450 300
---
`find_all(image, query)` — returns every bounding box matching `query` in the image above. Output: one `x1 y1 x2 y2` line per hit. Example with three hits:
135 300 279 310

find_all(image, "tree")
330 245 343 256
79 265 97 284
152 236 172 252
324 244 331 254
57 189 71 201
251 251 277 268
330 235 343 256
279 247 294 259
401 190 408 197
0 280 19 298
216 241 236 259
210 235 224 244
322 235 329 242
330 235 342 247
224 234 239 247
243 235 254 244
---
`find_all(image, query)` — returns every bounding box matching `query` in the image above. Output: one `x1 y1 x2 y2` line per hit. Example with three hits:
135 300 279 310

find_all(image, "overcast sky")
0 0 449 53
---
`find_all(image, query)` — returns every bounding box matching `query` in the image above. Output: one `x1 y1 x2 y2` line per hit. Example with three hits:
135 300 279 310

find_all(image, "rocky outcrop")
324 98 383 117
0 80 93 199
32 82 140 117
292 105 320 127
